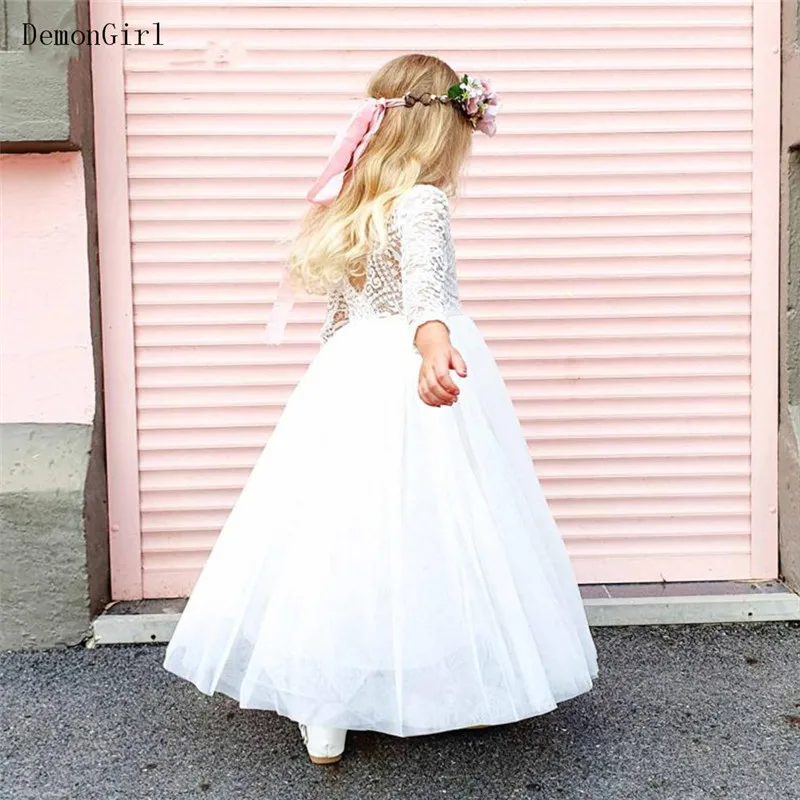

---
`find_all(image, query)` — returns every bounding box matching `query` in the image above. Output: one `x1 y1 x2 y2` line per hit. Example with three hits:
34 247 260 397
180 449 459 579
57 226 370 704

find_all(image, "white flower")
465 75 483 98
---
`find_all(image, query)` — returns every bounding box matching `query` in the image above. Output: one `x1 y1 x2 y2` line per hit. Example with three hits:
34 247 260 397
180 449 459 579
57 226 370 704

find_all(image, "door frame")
90 0 782 599
91 0 142 599
750 0 780 577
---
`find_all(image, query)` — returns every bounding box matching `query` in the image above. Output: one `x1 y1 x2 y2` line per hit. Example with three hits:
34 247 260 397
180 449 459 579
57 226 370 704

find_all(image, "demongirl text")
22 22 163 47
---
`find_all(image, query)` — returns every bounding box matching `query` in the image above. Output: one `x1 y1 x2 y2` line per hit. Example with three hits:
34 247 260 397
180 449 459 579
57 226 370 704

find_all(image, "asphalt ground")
1 622 798 800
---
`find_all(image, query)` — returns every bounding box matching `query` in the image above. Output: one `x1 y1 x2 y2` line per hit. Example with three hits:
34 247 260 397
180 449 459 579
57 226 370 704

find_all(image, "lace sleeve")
320 286 349 344
396 184 460 347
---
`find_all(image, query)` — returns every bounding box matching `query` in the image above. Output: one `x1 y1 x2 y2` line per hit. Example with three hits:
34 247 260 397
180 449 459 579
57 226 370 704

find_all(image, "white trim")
92 613 179 645
584 593 800 627
91 593 800 645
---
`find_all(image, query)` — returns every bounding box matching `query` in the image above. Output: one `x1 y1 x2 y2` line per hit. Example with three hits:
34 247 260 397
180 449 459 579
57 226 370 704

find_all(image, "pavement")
1 622 798 800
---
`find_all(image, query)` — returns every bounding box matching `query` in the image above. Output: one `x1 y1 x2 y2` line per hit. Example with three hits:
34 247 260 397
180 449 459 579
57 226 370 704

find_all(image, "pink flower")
478 77 498 106
476 105 497 136
466 95 479 116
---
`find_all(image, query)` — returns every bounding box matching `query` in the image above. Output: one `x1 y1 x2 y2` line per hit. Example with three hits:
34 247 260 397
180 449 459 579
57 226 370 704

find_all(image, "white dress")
163 183 599 737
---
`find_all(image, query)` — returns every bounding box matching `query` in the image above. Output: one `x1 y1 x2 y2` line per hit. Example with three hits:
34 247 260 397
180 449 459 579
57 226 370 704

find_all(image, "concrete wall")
0 0 108 651
1 424 94 648
0 0 80 147
779 0 800 591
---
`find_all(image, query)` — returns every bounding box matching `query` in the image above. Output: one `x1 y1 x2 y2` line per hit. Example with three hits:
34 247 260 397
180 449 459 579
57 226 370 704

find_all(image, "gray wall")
779 0 800 591
1 426 95 647
0 0 108 651
1 0 81 148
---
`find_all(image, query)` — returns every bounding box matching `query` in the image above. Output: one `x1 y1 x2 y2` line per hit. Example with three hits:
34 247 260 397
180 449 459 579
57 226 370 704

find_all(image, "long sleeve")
396 184 461 348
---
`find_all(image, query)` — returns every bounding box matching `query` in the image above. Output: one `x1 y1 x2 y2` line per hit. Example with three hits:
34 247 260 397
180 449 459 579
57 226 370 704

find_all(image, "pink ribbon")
306 97 407 206
264 273 296 345
265 97 406 344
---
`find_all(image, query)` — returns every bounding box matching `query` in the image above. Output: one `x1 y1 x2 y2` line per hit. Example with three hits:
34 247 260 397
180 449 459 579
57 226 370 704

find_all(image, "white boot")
298 723 347 764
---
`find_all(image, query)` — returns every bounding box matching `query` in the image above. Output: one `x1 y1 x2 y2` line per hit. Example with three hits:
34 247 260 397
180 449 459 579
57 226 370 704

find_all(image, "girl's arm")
398 185 467 407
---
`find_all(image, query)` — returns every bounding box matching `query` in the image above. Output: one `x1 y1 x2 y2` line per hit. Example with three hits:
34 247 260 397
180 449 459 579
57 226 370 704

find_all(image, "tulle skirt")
163 314 599 736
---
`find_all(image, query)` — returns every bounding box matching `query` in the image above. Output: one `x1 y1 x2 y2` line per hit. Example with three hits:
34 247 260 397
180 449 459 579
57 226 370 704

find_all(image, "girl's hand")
414 321 468 407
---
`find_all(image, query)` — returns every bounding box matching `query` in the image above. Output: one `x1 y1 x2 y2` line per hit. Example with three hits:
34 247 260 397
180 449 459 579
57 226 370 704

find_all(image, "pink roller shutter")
93 0 779 599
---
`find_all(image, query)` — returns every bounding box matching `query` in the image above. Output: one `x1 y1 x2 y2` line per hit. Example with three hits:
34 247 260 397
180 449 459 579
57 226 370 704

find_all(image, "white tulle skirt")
163 314 599 737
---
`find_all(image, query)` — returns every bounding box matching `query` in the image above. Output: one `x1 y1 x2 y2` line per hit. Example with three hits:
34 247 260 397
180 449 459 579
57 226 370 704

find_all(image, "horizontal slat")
126 90 753 116
124 45 754 73
133 348 751 390
136 407 751 438
136 425 752 453
127 133 753 160
129 174 753 200
134 276 753 303
137 388 751 417
130 216 752 245
125 69 754 95
139 520 755 554
130 237 751 264
124 4 752 27
132 309 754 335
131 261 752 291
126 113 753 138
139 468 752 501
130 194 754 221
117 26 754 51
133 333 749 362
137 488 750 517
139 468 750 495
140 506 754 537
137 450 752 478
130 153 750 177
134 338 754 369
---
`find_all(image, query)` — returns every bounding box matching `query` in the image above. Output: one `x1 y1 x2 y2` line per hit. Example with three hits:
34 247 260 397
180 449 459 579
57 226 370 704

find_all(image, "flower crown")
401 74 499 136
303 73 498 208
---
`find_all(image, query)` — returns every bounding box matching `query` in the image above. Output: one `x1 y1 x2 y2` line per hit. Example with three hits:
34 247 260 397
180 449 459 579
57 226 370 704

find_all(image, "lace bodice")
319 184 461 345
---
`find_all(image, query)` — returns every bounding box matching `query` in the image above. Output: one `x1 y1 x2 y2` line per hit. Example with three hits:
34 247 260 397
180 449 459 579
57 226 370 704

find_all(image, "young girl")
163 53 598 765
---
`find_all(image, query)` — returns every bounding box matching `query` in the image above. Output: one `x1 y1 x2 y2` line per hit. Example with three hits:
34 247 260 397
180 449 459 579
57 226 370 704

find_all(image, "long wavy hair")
287 54 473 295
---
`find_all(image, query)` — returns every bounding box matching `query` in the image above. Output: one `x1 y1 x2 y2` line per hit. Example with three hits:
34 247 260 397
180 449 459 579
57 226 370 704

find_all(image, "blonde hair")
287 53 473 295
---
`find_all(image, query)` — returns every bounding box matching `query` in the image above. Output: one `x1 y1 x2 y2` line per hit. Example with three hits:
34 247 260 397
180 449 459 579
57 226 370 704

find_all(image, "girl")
163 53 598 765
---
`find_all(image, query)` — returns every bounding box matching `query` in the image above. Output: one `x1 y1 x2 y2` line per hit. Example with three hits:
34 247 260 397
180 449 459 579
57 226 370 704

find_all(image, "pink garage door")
91 1 779 600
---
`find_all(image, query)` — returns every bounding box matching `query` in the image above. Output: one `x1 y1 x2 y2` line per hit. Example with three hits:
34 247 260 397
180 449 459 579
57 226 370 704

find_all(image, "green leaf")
447 83 461 100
